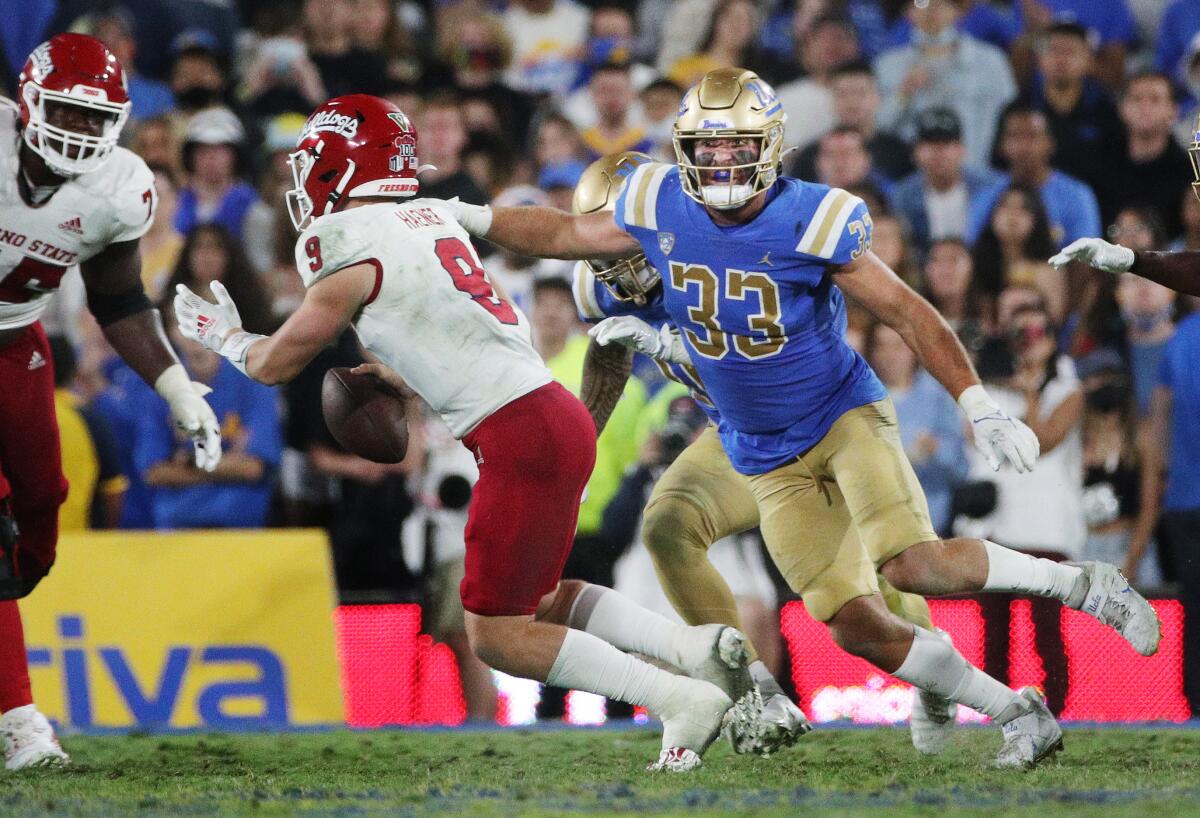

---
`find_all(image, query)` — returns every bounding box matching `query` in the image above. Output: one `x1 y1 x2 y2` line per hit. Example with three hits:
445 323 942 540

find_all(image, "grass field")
2 726 1199 817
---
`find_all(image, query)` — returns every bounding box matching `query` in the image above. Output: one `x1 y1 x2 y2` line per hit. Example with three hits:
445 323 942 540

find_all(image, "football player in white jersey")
174 94 761 772
0 34 221 769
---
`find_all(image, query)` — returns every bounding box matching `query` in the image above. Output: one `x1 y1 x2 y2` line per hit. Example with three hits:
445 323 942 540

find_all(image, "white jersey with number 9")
294 199 552 438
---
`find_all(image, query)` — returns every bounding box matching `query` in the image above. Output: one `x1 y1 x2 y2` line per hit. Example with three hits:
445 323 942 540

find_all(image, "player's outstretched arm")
1050 238 1200 296
451 200 640 261
834 251 1040 473
175 262 374 386
82 239 222 472
581 339 634 434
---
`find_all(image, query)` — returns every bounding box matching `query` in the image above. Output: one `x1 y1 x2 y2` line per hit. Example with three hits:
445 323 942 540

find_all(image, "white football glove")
445 196 494 237
1048 238 1135 274
958 385 1040 474
588 316 690 365
154 364 222 472
173 281 264 372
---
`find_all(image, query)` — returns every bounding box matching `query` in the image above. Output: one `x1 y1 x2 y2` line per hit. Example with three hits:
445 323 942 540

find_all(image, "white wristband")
220 330 266 376
957 384 997 419
154 363 196 402
455 200 493 237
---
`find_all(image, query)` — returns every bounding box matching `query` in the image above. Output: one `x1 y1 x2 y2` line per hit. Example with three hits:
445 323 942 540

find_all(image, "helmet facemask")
22 84 129 177
587 253 659 304
285 146 317 230
1190 113 1200 205
674 124 784 210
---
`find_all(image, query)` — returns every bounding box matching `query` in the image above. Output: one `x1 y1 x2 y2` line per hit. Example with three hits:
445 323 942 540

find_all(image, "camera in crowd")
654 395 710 467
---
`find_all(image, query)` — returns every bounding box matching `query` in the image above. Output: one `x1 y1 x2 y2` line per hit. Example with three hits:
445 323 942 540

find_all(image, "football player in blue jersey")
571 151 955 757
451 68 1161 769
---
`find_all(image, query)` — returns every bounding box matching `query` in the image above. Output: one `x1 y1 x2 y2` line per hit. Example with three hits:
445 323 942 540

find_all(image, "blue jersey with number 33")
612 162 887 474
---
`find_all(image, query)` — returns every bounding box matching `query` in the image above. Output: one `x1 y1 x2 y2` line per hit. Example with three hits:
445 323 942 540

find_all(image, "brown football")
321 367 409 464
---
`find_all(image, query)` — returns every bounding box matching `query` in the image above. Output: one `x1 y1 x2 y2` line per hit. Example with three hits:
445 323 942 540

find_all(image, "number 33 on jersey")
613 161 887 474
294 199 548 437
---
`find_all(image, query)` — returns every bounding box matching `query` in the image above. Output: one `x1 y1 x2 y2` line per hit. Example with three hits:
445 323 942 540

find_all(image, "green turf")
1 727 1198 817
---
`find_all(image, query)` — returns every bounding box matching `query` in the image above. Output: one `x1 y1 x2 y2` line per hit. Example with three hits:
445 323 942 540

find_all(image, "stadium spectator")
666 0 761 90
502 0 590 96
1171 189 1200 252
574 6 656 93
640 77 684 160
1079 365 1161 586
416 94 489 205
129 117 180 176
812 127 892 198
870 213 919 287
865 322 967 535
888 107 1000 253
241 113 307 275
790 60 913 184
967 106 1101 250
133 318 282 530
435 5 535 148
1016 22 1123 207
881 0 1019 53
875 0 1016 170
238 27 327 118
970 185 1064 321
1108 72 1191 239
169 40 230 117
48 337 126 531
920 238 989 354
1012 0 1137 91
302 0 388 98
85 8 174 121
1145 308 1200 711
965 302 1085 715
576 62 653 160
139 165 185 303
348 0 421 85
166 225 274 335
770 14 860 153
175 107 260 240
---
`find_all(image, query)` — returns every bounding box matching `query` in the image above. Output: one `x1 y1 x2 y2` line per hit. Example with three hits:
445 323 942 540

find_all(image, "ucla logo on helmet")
307 110 359 138
701 118 733 129
745 79 778 109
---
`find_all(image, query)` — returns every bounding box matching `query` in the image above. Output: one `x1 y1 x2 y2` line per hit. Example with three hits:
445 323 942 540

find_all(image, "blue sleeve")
240 382 283 470
830 199 873 266
81 407 125 483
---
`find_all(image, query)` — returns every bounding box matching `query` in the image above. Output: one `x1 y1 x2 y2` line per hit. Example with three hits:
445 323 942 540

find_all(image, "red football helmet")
18 33 131 177
285 94 427 230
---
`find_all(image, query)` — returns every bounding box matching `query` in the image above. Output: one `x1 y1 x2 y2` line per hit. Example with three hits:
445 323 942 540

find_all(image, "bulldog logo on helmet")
307 110 360 138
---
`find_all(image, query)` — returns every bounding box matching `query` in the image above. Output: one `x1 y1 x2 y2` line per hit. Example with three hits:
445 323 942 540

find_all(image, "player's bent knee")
642 494 710 560
878 542 940 593
825 595 912 665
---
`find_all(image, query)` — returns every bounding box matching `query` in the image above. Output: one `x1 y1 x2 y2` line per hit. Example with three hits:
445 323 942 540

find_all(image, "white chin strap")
700 184 755 210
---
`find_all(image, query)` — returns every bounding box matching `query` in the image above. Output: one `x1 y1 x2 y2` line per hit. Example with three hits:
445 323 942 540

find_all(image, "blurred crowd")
10 0 1200 713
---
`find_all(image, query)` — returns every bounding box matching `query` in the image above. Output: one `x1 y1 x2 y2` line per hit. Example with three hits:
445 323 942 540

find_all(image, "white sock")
567 585 707 671
546 628 684 714
982 540 1083 603
893 627 1026 723
749 660 784 697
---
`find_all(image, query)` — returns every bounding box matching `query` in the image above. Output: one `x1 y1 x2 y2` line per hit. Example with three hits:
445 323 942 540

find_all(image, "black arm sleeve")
85 285 153 327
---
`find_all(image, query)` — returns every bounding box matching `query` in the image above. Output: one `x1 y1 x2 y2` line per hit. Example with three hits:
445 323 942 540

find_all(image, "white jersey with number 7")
294 199 552 438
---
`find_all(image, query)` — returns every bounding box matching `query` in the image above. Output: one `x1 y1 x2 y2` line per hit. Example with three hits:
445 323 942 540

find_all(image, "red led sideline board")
334 600 1190 728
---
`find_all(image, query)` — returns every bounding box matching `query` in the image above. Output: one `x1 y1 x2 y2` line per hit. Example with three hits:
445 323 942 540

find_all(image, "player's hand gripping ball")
321 365 410 463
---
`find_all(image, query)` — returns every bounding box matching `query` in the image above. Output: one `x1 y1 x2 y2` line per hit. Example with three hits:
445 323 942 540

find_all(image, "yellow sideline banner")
18 529 344 729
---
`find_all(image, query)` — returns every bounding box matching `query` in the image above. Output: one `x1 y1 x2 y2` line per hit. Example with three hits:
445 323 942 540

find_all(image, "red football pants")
0 322 68 713
459 382 597 617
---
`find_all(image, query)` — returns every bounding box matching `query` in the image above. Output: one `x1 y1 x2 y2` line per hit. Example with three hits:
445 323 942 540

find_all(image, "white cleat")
1068 562 1161 656
722 687 811 757
3 706 69 771
910 686 955 755
910 628 956 755
994 687 1063 770
683 625 753 703
647 677 732 772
